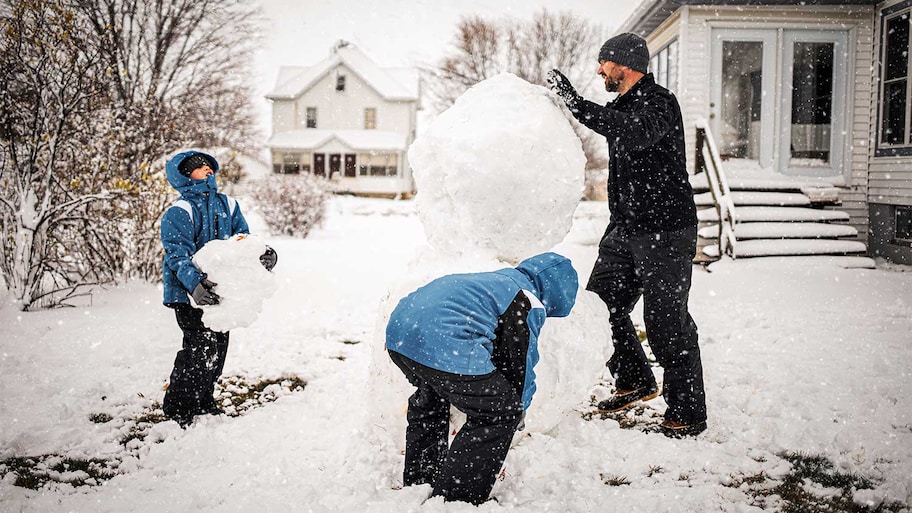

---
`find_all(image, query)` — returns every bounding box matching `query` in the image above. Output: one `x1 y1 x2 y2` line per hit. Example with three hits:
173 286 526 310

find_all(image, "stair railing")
695 121 737 257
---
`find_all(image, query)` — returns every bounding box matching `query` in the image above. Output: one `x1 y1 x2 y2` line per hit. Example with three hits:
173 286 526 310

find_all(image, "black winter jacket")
572 73 697 235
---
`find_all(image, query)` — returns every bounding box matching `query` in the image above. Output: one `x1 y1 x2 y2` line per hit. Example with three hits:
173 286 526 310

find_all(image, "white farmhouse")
265 41 420 197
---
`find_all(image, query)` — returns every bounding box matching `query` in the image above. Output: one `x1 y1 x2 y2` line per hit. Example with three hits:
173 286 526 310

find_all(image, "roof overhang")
620 0 882 36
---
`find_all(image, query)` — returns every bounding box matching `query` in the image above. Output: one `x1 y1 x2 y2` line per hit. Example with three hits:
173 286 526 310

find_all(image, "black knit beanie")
178 153 214 177
598 33 650 73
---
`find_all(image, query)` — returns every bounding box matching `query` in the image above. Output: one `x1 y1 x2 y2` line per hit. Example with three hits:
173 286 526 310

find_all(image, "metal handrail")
695 123 737 258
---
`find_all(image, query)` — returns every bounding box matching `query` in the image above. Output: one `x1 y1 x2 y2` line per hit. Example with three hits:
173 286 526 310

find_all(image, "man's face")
188 164 213 180
597 60 626 93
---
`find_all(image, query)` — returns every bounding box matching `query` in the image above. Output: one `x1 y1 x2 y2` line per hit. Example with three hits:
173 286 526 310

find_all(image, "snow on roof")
266 129 408 151
266 44 419 101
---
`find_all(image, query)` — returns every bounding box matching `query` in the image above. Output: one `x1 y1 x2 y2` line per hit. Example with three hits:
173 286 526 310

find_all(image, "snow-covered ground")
1 196 911 512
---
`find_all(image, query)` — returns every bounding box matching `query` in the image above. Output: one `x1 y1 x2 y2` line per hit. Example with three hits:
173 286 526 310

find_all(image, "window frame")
364 107 377 129
876 1 912 157
896 205 912 245
305 107 317 129
650 38 679 94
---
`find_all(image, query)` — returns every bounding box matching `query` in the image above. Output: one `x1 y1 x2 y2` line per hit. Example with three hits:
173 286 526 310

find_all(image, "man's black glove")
191 278 220 305
547 69 582 112
259 246 277 272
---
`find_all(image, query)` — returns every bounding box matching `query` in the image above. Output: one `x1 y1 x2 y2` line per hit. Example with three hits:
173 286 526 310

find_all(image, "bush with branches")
248 175 328 239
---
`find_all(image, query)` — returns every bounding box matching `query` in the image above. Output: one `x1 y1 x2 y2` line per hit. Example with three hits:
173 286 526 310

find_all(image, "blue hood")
165 150 220 194
515 252 578 317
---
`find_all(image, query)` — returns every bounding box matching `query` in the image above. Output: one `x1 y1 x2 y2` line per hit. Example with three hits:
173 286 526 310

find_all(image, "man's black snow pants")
388 350 522 505
162 304 229 420
586 225 707 425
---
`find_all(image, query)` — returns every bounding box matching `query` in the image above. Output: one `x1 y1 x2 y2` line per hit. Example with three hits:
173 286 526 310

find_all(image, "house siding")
645 5 875 244
868 0 912 263
272 64 413 134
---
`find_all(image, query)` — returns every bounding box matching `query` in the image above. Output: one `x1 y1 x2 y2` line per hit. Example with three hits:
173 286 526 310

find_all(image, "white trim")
521 289 545 310
173 200 193 224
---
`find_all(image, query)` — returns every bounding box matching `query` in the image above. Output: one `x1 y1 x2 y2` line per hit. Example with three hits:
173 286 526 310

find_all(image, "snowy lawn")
1 196 911 512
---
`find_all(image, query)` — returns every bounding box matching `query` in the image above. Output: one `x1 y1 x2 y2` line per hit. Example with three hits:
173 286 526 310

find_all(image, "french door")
710 28 849 178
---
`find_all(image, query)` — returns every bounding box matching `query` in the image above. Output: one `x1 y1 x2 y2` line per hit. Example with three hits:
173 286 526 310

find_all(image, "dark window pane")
885 13 910 81
897 207 912 241
792 42 833 125
882 80 908 144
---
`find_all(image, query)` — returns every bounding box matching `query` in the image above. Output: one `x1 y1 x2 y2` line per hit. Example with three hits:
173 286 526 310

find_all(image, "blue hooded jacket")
385 252 579 410
160 150 249 305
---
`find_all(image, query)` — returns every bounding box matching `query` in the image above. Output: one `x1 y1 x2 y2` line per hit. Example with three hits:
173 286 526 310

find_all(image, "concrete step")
690 174 835 193
698 222 858 240
701 238 867 258
697 206 850 223
694 191 811 207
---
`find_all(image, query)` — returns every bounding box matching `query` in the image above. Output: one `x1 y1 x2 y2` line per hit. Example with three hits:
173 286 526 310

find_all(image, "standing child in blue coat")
160 150 277 428
386 252 578 505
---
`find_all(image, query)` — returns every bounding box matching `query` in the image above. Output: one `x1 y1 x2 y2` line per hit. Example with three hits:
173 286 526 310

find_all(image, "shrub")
248 175 328 238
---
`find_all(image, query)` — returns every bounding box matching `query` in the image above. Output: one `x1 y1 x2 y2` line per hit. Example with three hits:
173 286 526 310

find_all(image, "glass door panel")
720 41 764 159
779 31 847 177
710 29 777 168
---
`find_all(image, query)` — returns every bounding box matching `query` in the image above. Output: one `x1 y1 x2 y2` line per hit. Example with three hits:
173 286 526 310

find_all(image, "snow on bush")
248 174 328 238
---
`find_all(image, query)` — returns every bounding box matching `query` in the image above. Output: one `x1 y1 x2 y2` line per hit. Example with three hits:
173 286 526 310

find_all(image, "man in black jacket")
548 32 706 438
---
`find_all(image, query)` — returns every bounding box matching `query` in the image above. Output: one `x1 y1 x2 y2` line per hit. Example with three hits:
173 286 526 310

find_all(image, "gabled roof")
620 0 882 36
266 43 419 102
265 129 408 152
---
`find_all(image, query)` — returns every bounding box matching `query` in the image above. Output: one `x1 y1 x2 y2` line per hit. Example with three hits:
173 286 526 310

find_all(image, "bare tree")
422 10 609 191
0 0 263 309
77 0 262 281
0 1 122 310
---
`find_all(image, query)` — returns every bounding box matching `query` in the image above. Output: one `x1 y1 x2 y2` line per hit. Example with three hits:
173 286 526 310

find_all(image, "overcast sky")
251 0 643 134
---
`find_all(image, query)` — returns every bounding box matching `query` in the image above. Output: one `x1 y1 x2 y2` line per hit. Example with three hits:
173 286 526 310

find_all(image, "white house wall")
650 5 874 243
271 64 414 134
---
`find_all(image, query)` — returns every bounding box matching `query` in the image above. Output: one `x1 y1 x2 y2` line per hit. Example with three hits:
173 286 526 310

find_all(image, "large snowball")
192 234 277 332
408 72 585 263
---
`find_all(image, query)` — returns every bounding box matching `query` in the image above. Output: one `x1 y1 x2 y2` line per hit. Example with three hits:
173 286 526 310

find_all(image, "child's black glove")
259 246 277 272
547 69 582 112
191 278 220 305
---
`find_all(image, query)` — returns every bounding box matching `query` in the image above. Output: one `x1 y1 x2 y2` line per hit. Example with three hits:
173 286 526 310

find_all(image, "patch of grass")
725 452 909 513
0 456 117 490
2 374 309 491
341 339 361 345
600 473 630 486
646 465 664 477
214 375 307 416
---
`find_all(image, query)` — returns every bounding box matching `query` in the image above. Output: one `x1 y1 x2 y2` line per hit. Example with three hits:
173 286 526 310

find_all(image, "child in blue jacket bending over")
160 150 277 428
385 252 578 505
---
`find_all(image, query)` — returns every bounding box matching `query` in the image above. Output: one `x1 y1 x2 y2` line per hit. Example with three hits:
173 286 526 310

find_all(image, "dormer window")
336 74 346 92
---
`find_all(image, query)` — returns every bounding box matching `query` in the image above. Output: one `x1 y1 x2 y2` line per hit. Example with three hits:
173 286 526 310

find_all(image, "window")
272 152 311 174
897 206 912 243
878 4 912 155
336 74 346 92
358 152 398 177
364 108 377 129
650 39 679 93
306 107 317 128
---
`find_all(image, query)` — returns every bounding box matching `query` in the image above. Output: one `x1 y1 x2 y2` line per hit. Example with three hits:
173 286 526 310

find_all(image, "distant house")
265 41 420 197
617 0 912 265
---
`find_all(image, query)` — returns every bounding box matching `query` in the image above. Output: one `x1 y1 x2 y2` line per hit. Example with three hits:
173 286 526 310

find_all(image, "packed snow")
192 233 278 332
408 72 586 263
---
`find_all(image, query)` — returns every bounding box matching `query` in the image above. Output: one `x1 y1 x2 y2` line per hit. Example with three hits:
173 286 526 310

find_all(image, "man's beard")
604 69 624 93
